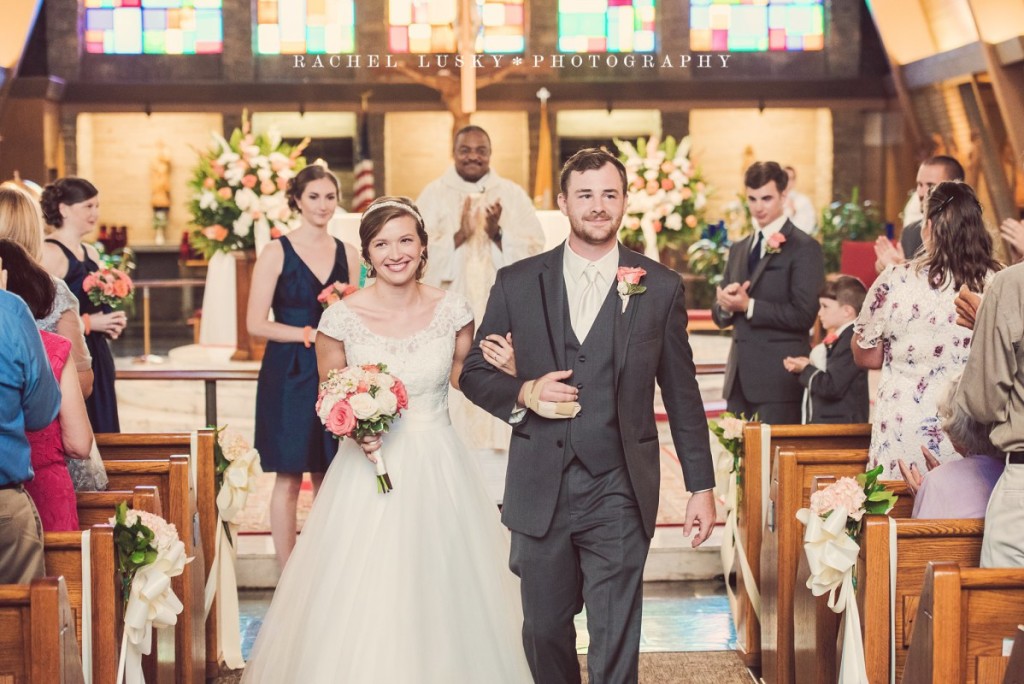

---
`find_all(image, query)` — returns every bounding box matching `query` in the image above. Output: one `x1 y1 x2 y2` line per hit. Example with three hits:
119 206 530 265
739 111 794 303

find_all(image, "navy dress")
45 239 120 433
255 236 349 473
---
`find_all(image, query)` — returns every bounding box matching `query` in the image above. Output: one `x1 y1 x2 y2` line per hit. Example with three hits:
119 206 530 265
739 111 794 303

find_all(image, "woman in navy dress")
247 164 361 569
40 177 126 433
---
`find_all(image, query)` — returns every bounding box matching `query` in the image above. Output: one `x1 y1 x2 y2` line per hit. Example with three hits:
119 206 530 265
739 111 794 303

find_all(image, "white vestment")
417 167 544 450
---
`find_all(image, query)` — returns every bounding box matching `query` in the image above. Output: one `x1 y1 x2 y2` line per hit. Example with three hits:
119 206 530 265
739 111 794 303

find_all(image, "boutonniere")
765 232 786 254
822 332 840 347
616 266 647 312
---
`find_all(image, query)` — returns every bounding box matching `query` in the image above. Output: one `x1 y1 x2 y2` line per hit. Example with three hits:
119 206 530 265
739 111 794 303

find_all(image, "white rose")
665 213 683 230
720 417 745 440
376 389 398 415
349 393 379 420
233 212 253 237
376 373 395 389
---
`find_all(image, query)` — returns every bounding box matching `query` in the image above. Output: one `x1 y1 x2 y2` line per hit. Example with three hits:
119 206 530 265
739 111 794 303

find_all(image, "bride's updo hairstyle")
286 162 340 212
40 177 98 230
358 196 429 280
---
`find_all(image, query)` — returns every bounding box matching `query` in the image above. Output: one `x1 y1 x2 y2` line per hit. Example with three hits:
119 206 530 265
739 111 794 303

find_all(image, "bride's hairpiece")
361 200 423 228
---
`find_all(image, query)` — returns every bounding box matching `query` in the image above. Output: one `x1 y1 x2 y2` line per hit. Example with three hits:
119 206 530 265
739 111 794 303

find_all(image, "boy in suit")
783 276 869 423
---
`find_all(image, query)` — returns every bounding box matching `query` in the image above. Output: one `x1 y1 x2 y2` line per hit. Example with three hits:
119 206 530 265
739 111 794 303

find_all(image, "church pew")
759 447 914 684
102 457 206 684
97 429 222 677
0 576 84 683
1004 625 1024 684
734 422 871 669
76 485 162 528
852 516 985 683
903 563 1024 684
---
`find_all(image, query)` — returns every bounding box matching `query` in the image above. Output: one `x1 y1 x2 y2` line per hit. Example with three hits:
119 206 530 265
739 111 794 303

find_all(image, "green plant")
819 187 885 274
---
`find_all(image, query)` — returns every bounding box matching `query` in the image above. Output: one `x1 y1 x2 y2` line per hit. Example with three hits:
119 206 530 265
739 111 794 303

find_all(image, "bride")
242 197 533 683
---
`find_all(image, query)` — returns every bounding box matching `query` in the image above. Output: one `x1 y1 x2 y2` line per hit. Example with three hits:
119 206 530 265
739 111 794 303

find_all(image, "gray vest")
562 285 627 474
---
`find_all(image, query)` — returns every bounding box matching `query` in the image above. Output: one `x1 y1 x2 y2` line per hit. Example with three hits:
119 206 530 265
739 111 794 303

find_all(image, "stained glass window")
83 0 223 54
689 0 825 52
557 0 656 54
388 0 525 54
255 0 356 54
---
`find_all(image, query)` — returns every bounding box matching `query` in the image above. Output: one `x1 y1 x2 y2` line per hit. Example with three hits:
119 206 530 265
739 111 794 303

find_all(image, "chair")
839 240 879 289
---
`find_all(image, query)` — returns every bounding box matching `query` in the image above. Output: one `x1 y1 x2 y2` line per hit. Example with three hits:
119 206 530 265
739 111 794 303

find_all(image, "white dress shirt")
745 213 789 319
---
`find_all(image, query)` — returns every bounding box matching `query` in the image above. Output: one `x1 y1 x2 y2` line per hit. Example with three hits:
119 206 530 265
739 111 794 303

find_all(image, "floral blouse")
853 263 986 478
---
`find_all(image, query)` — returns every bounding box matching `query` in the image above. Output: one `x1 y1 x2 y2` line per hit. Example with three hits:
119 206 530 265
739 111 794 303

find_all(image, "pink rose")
661 179 674 191
217 187 233 200
112 279 130 298
616 266 646 286
83 274 98 292
212 162 225 177
277 177 289 191
326 400 356 437
270 227 283 239
203 177 216 190
645 180 659 195
767 233 787 250
260 179 277 194
203 225 229 241
241 174 258 189
392 380 409 410
685 215 698 228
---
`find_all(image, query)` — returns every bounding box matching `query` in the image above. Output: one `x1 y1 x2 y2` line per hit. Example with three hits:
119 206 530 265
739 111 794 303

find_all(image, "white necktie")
573 264 604 341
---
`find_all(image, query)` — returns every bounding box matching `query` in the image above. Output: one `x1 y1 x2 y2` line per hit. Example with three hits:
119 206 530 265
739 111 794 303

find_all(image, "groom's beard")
569 211 624 245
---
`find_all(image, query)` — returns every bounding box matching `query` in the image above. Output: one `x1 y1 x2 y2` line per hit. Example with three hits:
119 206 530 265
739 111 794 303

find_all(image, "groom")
460 148 716 683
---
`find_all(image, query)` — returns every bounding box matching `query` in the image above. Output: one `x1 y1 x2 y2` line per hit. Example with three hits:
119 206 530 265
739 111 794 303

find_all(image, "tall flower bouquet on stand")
188 112 309 259
110 502 191 684
614 134 711 264
708 412 760 628
316 364 409 493
796 466 897 683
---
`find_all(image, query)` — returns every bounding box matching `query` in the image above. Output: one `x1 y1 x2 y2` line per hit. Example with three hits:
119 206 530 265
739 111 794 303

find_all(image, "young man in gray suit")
460 149 716 684
712 161 825 424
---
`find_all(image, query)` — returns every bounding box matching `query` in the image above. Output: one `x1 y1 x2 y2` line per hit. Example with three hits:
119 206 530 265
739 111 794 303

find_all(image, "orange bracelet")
82 313 91 335
303 325 313 348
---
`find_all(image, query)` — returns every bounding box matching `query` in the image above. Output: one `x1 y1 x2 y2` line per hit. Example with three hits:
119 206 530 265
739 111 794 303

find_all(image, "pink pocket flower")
616 267 648 313
765 232 787 254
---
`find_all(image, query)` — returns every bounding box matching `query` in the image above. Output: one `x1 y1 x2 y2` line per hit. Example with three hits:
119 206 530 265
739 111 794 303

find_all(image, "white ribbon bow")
216 447 263 523
117 541 189 684
796 506 869 684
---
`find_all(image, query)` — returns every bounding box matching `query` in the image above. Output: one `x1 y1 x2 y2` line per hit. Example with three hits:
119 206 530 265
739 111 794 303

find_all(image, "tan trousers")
981 462 1024 568
0 487 46 584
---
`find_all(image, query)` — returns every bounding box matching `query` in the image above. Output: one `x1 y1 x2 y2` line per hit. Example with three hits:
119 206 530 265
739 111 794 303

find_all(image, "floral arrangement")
316 363 410 493
615 134 710 253
819 187 885 274
708 411 750 476
214 428 263 529
188 112 309 259
83 267 135 311
687 221 732 307
796 465 897 683
93 242 136 275
110 502 190 683
318 281 358 309
616 266 646 312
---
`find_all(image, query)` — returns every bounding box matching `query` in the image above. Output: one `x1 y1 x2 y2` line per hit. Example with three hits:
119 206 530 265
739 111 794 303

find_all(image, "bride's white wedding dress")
242 290 533 683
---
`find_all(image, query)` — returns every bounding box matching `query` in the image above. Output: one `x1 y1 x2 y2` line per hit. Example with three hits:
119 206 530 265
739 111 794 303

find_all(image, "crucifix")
390 0 513 138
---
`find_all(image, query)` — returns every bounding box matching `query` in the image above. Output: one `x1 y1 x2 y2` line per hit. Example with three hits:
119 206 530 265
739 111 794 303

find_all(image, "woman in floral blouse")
852 181 1001 477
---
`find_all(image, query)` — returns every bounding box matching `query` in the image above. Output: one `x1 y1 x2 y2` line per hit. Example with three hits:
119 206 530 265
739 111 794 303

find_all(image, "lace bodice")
317 290 474 415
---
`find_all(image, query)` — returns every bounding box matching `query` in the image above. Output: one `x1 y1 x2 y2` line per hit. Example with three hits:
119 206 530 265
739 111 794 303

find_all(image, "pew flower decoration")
188 110 309 258
316 363 409 493
708 411 751 477
110 502 191 684
214 428 263 529
83 268 135 312
796 465 897 684
615 134 710 254
317 281 359 309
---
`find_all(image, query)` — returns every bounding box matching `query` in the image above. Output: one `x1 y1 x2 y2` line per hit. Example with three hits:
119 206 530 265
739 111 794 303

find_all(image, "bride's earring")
364 261 376 279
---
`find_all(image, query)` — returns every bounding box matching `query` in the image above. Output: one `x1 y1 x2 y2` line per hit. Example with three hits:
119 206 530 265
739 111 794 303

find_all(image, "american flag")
352 113 376 212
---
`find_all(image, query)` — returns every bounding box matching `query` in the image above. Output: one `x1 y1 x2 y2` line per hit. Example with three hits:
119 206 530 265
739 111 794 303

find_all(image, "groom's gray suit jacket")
460 243 715 539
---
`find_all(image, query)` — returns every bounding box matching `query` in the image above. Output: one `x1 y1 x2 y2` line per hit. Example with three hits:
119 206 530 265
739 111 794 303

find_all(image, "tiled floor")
238 580 736 661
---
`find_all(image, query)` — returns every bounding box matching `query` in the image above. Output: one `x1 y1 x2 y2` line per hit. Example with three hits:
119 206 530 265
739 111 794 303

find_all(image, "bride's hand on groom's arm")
481 333 516 376
357 433 383 462
683 490 716 548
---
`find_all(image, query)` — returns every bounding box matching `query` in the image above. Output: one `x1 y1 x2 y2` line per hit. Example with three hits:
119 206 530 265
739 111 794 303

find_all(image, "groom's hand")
683 490 716 548
517 369 576 408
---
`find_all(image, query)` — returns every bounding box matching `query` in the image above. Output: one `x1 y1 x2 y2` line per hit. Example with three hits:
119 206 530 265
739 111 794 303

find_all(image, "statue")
150 141 171 209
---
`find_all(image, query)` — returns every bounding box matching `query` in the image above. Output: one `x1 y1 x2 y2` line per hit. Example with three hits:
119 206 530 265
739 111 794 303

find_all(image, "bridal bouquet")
316 363 409 493
796 465 897 683
110 502 191 683
83 267 135 311
317 281 358 309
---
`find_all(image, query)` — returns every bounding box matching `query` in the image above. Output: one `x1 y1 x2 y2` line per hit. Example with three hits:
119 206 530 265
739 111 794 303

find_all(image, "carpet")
212 652 753 683
580 651 753 683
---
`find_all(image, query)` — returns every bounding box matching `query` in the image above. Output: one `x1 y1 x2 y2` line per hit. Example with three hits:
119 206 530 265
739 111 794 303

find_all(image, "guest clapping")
853 181 1001 477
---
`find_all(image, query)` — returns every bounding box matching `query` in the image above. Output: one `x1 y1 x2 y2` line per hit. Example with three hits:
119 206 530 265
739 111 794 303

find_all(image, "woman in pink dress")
1 239 94 530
